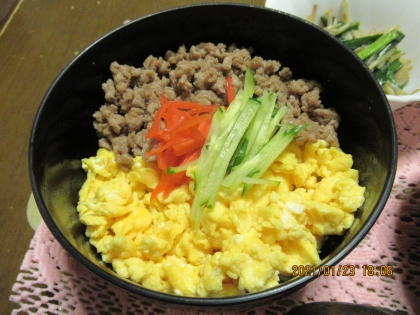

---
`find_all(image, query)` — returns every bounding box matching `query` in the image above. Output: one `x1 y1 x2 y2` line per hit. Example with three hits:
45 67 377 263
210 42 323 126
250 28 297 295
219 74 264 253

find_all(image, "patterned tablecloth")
9 104 420 314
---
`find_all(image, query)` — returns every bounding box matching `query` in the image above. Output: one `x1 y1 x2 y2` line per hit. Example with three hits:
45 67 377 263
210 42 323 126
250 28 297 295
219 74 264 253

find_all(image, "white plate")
265 0 420 110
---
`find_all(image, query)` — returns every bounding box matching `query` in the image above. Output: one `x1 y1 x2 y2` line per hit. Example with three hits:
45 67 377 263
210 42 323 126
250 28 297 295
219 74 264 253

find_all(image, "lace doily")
10 104 420 314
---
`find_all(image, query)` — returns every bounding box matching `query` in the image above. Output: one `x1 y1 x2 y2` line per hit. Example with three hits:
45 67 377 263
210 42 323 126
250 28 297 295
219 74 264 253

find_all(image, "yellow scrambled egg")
77 139 365 297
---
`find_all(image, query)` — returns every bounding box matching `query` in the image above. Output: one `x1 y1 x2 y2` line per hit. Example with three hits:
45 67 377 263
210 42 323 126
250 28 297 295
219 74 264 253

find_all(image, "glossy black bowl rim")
29 3 398 307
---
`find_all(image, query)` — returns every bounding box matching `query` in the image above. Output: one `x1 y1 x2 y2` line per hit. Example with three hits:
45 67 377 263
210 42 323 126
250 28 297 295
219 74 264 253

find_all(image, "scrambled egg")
77 140 365 297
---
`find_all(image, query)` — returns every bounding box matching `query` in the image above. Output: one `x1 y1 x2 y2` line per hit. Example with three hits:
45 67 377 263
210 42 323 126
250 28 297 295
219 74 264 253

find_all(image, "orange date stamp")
292 264 393 277
292 265 356 277
292 264 356 276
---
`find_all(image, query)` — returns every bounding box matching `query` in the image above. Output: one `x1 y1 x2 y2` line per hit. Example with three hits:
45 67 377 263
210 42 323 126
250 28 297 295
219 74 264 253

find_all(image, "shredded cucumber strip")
189 68 305 230
243 91 278 161
222 123 307 191
198 99 260 209
267 104 289 138
190 99 259 229
190 73 257 230
241 177 280 186
166 160 198 174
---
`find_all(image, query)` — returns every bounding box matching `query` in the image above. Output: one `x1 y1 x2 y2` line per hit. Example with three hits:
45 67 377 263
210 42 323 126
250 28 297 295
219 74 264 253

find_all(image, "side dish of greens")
308 0 412 95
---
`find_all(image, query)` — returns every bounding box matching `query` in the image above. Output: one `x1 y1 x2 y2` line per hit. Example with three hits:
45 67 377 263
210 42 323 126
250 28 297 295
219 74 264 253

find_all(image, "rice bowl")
29 4 397 311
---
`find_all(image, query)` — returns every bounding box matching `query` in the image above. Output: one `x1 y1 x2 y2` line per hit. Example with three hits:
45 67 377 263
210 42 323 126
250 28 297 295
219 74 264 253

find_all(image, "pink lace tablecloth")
9 104 420 314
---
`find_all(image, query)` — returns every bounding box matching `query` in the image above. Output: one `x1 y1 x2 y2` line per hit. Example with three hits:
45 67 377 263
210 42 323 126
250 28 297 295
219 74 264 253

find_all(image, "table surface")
0 1 264 313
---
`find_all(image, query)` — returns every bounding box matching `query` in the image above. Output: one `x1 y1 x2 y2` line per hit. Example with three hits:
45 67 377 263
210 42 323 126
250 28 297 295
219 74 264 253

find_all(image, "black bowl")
29 3 397 312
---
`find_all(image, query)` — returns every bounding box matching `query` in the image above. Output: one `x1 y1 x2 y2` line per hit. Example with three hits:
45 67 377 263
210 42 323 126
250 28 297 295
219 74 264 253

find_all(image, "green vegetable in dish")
356 29 404 61
341 34 381 50
309 0 412 95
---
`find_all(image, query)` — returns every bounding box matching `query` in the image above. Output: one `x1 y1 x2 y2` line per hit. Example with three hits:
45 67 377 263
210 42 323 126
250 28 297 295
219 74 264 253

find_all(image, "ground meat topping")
93 42 341 169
